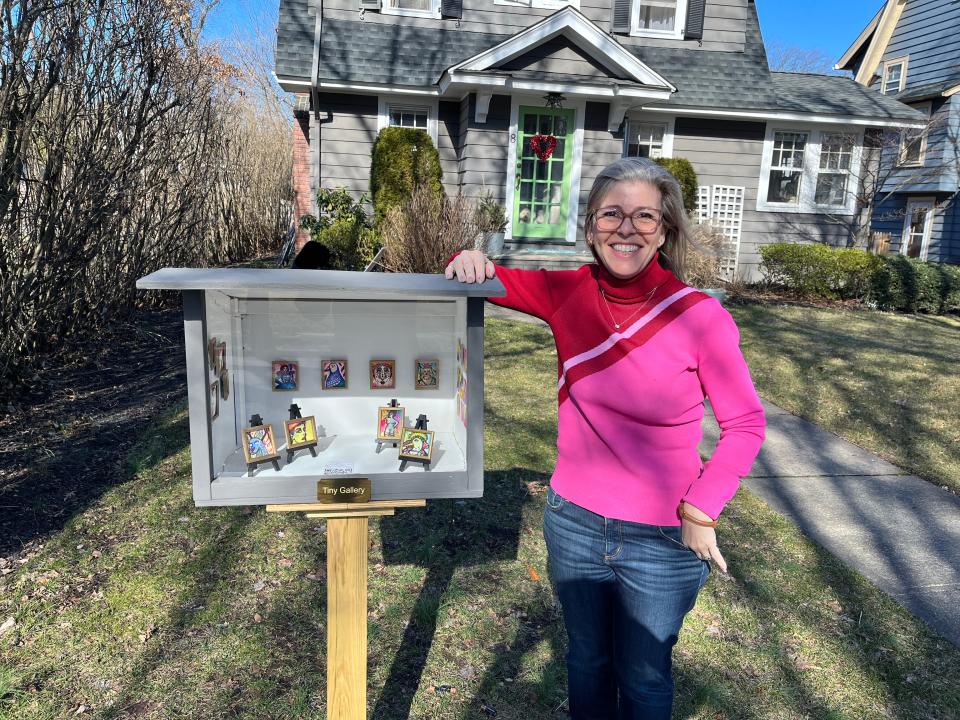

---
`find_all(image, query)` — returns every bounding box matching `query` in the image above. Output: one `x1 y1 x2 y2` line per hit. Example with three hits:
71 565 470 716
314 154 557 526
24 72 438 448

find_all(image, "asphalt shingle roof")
770 72 925 123
275 0 315 79
276 1 921 124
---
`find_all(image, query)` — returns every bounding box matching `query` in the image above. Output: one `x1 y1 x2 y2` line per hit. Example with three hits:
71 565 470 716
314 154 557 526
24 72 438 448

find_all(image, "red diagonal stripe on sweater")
558 291 709 405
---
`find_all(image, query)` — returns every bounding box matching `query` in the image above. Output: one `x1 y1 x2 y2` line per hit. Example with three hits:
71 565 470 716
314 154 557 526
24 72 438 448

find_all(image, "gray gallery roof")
276 0 923 124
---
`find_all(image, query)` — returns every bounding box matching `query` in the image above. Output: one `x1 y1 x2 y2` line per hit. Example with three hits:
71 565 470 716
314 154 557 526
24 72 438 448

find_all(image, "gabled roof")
834 5 883 72
770 72 926 124
442 7 675 95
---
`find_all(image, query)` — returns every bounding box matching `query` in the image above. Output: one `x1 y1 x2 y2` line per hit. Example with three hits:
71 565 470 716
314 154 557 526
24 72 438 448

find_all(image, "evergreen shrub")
869 255 960 314
370 127 443 221
654 157 698 211
300 188 381 270
759 243 883 300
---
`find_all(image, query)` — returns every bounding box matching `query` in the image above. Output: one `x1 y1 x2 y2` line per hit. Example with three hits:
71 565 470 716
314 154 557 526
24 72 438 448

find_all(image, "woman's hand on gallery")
445 250 495 284
681 503 728 573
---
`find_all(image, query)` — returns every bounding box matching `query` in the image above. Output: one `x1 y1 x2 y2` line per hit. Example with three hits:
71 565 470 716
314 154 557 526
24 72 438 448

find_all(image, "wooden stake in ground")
267 500 426 720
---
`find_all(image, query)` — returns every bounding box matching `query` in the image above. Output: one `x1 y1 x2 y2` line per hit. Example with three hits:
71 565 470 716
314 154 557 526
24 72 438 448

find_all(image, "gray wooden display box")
136 268 505 506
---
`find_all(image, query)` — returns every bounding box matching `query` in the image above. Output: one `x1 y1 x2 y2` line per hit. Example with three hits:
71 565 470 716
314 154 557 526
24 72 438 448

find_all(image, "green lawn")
729 302 960 494
1 317 958 719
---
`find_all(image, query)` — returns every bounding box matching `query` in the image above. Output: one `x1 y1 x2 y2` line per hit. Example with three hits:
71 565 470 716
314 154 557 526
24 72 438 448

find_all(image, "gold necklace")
599 283 662 330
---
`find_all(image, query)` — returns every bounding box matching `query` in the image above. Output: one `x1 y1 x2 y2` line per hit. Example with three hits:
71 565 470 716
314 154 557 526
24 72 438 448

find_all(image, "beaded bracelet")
678 502 718 528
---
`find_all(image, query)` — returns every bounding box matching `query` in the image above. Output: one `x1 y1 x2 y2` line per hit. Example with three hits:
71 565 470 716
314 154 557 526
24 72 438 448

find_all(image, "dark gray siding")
315 93 378 198
322 0 746 53
439 100 461 197
882 0 960 90
672 117 853 281
458 94 510 202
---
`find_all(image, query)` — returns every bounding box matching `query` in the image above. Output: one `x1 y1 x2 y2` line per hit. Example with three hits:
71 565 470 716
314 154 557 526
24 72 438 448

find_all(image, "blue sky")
202 0 884 65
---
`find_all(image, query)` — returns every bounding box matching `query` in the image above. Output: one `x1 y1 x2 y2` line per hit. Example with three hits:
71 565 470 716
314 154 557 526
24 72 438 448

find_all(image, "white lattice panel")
696 185 712 224
707 185 744 282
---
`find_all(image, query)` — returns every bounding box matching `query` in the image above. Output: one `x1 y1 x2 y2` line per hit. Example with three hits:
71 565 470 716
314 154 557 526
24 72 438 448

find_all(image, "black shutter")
684 0 705 40
441 0 462 19
612 0 631 34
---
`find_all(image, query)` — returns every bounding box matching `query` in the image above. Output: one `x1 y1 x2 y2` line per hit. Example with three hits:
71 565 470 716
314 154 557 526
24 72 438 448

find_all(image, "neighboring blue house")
837 0 960 263
276 0 924 279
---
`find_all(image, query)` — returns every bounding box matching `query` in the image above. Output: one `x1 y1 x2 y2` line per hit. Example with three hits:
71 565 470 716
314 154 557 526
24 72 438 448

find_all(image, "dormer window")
632 0 688 39
882 57 907 94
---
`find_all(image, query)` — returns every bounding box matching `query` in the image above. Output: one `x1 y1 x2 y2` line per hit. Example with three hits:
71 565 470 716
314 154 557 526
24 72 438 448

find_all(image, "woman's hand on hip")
445 250 495 284
681 504 728 573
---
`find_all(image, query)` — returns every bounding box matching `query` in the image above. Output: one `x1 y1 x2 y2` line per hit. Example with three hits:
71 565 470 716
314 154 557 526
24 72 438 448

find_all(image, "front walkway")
486 303 960 647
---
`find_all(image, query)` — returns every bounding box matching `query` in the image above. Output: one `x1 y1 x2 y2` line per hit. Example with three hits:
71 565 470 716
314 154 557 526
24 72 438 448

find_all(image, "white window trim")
631 0 688 40
897 100 931 167
377 96 439 146
901 197 935 260
622 114 675 159
756 124 864 215
494 0 579 9
504 95 585 244
379 0 441 19
881 56 908 95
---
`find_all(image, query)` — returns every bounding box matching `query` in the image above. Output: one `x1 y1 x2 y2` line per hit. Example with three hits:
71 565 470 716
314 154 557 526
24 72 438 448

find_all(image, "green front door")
513 106 575 239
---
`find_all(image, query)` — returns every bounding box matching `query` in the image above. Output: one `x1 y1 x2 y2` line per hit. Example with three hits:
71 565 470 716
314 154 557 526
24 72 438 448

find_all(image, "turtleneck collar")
593 252 673 303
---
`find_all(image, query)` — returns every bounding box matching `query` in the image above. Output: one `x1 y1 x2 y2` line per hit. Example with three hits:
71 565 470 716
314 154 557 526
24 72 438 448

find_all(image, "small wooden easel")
266 498 426 720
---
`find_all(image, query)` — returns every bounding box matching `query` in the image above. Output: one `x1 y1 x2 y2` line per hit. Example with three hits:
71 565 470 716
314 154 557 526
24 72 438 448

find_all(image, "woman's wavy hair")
584 157 690 281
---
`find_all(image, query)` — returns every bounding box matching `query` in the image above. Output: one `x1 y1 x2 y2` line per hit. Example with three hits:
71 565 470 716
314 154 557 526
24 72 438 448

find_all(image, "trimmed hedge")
654 157 698 211
759 242 960 314
759 243 883 300
870 255 960 314
370 127 443 221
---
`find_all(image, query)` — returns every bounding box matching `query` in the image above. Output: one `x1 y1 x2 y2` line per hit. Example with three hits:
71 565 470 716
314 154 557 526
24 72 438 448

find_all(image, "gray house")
837 0 960 264
276 0 922 280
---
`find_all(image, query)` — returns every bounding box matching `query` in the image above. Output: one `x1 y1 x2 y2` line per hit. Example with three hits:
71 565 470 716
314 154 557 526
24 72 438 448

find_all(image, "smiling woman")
445 157 766 719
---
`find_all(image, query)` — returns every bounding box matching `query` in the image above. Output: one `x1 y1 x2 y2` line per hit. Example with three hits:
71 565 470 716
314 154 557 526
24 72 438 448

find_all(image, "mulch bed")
0 308 186 559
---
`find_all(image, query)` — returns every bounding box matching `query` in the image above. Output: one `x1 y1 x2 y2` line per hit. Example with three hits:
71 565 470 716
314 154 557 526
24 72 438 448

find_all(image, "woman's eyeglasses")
592 207 662 234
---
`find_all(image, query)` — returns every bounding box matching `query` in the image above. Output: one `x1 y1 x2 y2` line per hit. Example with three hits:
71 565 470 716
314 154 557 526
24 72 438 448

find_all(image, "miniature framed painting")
322 359 348 390
242 424 280 464
399 428 435 462
209 380 220 421
284 416 318 450
369 360 396 390
217 341 227 372
207 337 218 370
272 360 299 391
376 406 405 442
414 359 439 390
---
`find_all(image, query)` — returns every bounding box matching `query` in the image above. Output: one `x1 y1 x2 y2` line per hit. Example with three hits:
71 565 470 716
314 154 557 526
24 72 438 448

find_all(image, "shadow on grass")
0 308 186 556
371 467 538 720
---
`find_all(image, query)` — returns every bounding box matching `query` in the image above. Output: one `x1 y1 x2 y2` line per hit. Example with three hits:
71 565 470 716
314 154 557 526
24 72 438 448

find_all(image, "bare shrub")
686 220 728 288
380 186 481 274
0 0 292 386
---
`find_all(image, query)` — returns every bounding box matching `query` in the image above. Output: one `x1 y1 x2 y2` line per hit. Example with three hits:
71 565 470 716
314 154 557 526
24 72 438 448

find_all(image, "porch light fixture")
543 92 566 109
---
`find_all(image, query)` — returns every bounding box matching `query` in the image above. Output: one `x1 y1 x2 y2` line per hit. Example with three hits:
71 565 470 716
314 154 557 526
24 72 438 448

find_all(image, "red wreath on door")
530 133 558 161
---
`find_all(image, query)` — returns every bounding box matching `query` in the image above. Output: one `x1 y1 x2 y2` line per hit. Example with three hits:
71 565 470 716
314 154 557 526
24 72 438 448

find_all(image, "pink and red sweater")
488 254 765 525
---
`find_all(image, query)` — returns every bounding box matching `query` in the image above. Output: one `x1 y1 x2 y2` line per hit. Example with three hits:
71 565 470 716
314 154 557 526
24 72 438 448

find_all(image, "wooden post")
327 516 368 720
266 500 426 719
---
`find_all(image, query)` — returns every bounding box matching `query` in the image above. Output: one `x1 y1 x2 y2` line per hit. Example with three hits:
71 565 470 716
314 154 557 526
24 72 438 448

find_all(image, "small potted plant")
474 192 508 256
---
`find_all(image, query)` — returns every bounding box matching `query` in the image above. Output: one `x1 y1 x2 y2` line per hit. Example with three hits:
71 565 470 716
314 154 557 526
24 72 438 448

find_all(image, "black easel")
286 403 318 464
375 399 401 454
399 414 432 472
247 414 281 473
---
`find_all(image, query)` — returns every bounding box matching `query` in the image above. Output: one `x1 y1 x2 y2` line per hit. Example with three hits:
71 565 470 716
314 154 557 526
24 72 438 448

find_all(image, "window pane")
389 0 431 9
768 170 801 204
900 131 923 164
820 133 853 171
637 0 677 30
389 106 428 131
815 173 847 205
883 63 903 94
627 122 666 159
772 132 807 169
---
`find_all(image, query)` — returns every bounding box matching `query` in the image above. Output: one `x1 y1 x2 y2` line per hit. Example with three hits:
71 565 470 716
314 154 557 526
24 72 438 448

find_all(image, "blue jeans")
543 487 709 720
